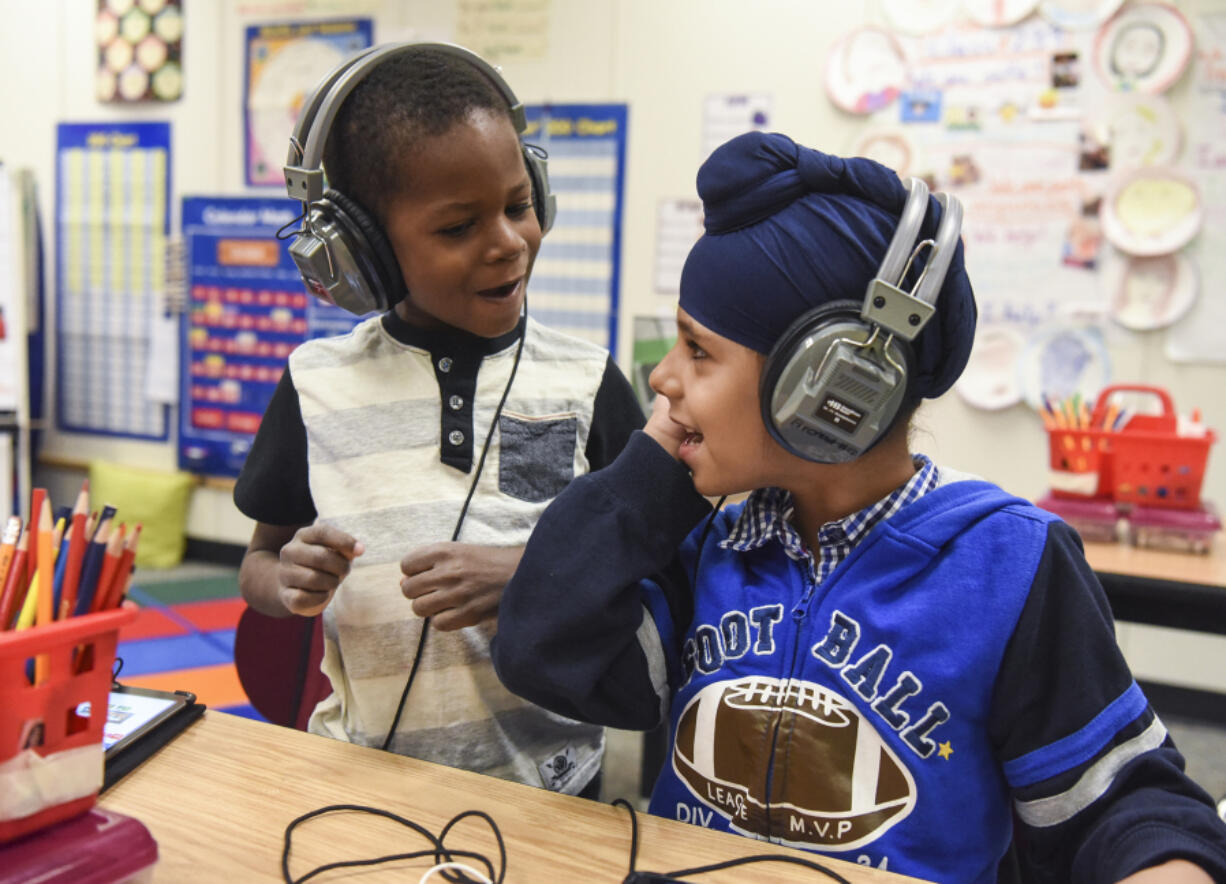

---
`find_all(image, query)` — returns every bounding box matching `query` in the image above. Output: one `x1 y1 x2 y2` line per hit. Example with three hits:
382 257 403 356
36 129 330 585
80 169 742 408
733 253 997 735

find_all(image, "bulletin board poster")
523 103 628 354
178 197 363 477
55 122 170 440
244 18 374 187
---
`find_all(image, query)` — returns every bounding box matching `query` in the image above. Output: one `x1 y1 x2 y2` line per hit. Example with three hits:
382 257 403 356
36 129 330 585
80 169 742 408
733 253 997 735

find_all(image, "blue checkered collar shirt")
720 454 939 586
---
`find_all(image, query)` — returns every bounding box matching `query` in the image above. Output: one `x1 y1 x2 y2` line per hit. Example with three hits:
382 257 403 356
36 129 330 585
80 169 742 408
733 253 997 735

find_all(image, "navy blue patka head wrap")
679 131 977 401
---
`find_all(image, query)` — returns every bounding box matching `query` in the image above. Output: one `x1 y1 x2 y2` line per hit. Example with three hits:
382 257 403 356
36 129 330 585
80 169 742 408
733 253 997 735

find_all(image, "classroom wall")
2 1 1225 688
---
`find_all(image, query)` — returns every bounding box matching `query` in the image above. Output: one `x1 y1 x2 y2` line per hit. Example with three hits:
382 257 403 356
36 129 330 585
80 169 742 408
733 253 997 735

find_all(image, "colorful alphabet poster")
178 197 363 477
522 103 628 353
55 122 170 440
244 18 373 187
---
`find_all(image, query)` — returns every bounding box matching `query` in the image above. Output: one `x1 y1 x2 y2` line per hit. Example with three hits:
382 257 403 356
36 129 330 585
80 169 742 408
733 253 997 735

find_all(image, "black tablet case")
100 691 207 792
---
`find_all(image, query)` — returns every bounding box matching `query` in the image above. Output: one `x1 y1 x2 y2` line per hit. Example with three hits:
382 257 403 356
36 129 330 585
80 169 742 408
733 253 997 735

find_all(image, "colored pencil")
1043 394 1067 430
0 526 29 629
0 515 20 590
14 565 40 629
1102 402 1120 433
114 524 142 608
56 482 91 620
36 506 56 621
102 523 140 611
31 505 55 681
90 524 126 614
27 488 46 588
73 508 115 617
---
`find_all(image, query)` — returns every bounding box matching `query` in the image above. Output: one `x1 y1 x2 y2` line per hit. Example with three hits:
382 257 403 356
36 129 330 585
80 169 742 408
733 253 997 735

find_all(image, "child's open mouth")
679 432 703 459
479 279 521 299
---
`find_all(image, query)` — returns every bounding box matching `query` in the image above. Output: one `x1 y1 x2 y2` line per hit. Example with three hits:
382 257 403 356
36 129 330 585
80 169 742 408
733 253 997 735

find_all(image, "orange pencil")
102 523 140 611
32 505 54 682
0 526 29 629
91 524 126 614
0 515 20 589
1102 402 1120 433
57 483 91 620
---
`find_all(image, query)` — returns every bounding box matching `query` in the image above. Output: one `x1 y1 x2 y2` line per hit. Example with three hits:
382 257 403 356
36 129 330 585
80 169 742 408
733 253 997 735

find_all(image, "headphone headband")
284 41 529 205
860 177 963 343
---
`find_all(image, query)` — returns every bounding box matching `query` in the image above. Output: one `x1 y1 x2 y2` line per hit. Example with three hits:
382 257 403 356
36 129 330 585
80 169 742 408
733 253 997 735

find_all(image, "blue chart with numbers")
178 197 363 477
523 104 628 354
55 122 171 440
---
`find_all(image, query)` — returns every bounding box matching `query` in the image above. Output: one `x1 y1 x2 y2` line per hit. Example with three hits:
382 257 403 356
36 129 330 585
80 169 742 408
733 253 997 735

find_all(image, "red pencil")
57 482 91 620
27 488 46 589
91 524 126 614
101 523 141 611
0 526 30 630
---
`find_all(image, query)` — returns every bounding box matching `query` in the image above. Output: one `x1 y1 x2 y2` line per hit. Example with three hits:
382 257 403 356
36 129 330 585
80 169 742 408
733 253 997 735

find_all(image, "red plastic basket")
0 607 136 842
1047 384 1216 510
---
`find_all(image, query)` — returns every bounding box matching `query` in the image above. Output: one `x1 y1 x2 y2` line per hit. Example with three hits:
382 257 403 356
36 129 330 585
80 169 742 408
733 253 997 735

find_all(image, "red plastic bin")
0 607 136 842
1047 384 1216 510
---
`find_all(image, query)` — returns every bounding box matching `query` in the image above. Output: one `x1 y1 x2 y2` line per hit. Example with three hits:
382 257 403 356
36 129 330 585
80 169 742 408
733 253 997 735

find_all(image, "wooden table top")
1083 532 1226 589
99 711 926 883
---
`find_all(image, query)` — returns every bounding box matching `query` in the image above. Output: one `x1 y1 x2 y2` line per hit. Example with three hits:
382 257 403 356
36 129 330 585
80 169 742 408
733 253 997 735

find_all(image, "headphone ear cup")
759 300 862 433
321 188 407 310
759 300 914 463
522 146 556 235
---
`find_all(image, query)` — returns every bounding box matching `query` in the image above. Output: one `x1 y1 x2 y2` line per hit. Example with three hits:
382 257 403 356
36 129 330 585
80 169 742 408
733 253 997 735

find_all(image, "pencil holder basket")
1047 384 1216 510
0 607 135 843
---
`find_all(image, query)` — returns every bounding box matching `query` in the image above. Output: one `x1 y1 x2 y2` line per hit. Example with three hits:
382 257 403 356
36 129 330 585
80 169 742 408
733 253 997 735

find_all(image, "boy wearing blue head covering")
492 133 1226 881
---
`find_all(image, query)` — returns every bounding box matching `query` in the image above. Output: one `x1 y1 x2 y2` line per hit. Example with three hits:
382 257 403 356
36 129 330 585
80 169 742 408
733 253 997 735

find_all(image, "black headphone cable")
380 301 529 752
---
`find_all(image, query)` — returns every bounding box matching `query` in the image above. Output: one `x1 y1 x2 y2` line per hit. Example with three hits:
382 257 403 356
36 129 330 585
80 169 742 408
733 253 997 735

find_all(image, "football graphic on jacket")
672 675 916 851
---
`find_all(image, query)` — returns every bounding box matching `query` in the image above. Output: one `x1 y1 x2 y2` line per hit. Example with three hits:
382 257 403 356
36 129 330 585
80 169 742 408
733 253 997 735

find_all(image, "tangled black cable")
280 804 506 884
611 799 853 883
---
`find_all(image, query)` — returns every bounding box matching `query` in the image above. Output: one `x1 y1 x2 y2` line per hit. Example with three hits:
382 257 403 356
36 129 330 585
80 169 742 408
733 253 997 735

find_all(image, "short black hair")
322 47 513 224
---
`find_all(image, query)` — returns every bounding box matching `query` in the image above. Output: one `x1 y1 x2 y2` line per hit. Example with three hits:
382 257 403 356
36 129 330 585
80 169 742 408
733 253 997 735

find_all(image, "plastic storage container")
0 807 156 883
1036 493 1122 544
1129 502 1222 554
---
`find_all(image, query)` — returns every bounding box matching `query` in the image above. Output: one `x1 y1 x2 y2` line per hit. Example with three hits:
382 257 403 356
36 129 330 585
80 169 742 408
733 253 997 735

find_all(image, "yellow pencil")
14 565 40 629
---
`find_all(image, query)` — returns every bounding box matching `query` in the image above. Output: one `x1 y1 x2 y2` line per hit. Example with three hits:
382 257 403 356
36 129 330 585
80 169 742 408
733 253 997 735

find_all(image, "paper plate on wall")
1039 0 1125 31
881 0 961 34
1100 247 1198 331
825 27 909 115
1100 166 1202 256
955 325 1026 410
1018 324 1111 411
1092 2 1193 93
848 128 922 178
1090 92 1181 170
961 0 1039 27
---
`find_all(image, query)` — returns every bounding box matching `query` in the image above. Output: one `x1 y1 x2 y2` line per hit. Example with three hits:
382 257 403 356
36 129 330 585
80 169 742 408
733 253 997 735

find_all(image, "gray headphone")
282 42 557 316
758 177 963 464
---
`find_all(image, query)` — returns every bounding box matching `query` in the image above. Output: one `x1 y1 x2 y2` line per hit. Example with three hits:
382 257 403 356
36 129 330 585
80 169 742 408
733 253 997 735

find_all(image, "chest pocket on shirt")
498 412 577 502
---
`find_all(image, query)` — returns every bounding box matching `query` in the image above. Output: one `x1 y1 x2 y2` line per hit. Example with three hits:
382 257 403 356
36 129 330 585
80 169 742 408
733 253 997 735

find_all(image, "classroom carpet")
113 565 263 722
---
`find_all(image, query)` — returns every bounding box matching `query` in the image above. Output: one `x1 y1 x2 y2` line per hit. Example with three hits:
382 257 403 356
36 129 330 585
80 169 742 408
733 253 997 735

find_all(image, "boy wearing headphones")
492 133 1226 879
233 45 643 797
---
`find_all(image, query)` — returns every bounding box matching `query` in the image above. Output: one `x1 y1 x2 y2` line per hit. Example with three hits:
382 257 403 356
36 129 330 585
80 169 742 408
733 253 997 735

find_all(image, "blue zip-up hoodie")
494 432 1226 882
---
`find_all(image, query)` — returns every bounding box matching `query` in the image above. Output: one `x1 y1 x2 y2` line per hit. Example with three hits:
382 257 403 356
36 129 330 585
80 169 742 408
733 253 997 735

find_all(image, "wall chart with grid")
56 122 170 440
522 103 627 354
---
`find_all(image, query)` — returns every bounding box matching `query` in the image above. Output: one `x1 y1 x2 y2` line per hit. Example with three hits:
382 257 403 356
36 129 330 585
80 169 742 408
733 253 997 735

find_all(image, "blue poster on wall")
178 197 364 477
522 103 627 355
55 121 171 440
